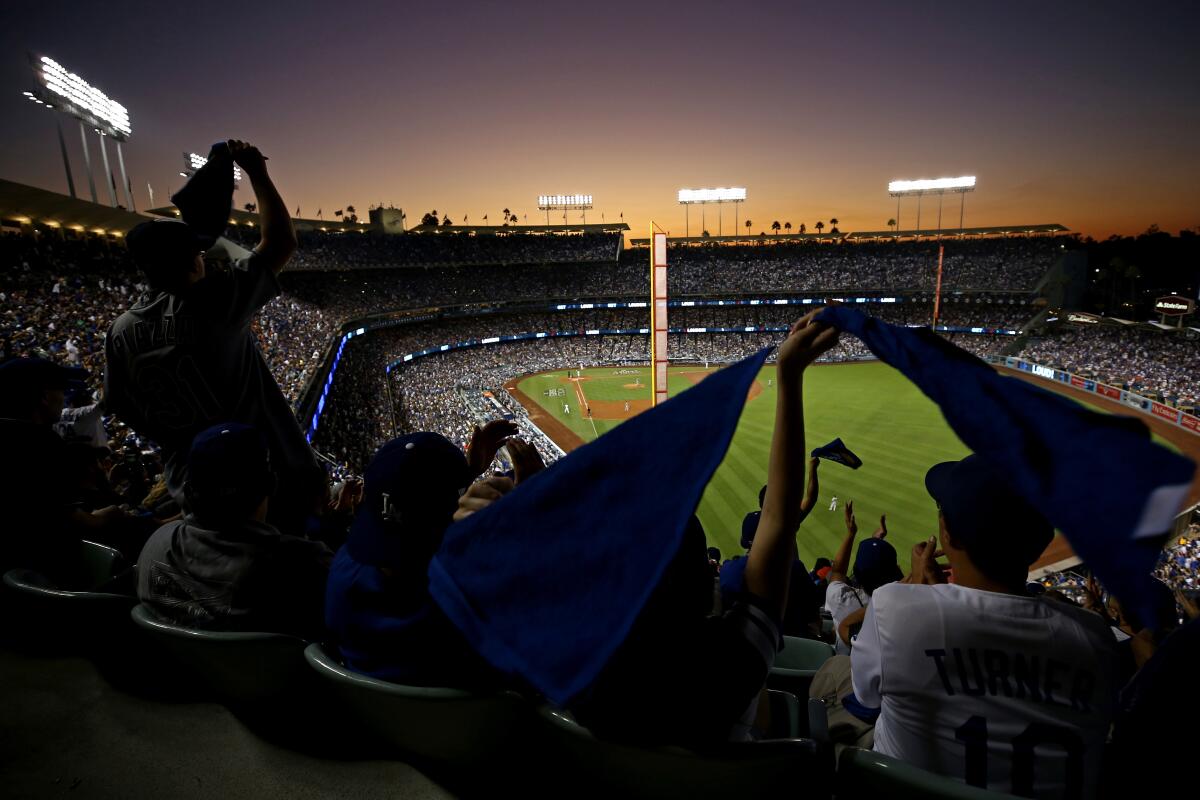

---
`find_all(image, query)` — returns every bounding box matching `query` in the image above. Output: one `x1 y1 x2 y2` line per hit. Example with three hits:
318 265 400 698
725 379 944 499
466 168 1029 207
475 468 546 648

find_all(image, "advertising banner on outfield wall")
1012 358 1198 437
1152 402 1181 423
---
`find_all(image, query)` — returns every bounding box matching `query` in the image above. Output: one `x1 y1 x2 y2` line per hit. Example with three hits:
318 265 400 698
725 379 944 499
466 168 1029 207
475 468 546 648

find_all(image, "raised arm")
828 500 858 585
743 310 838 620
229 140 297 274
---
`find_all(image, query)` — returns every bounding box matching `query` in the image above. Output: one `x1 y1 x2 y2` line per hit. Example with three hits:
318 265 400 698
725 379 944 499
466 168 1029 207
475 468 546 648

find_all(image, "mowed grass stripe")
518 362 973 564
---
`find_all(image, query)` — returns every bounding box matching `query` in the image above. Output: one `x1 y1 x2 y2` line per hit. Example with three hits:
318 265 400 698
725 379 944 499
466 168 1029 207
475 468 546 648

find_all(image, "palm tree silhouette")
784 222 792 234
745 219 752 236
815 221 825 235
799 223 806 234
771 220 781 234
830 217 839 228
887 218 896 232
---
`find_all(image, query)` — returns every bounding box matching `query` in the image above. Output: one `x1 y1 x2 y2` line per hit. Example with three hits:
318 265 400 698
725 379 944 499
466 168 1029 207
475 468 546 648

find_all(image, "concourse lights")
677 187 747 204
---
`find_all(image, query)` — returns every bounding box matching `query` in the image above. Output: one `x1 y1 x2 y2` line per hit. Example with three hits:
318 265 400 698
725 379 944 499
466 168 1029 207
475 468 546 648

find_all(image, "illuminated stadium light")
888 176 976 196
890 176 977 238
678 187 746 238
538 194 593 208
186 152 242 181
677 187 746 204
33 56 131 140
537 194 594 224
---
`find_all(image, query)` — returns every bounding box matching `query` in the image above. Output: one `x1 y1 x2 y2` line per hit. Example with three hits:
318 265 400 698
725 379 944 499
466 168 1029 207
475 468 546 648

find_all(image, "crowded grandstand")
3 162 1198 798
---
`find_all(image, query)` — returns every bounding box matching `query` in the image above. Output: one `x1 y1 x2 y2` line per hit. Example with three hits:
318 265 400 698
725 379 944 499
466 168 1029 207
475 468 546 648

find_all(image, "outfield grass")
518 362 971 566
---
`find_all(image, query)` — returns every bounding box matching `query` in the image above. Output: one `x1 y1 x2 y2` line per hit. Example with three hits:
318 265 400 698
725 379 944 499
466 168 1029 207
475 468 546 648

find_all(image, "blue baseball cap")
741 510 760 550
925 454 1054 568
0 356 87 392
125 218 207 272
186 422 273 498
853 538 902 589
346 432 473 568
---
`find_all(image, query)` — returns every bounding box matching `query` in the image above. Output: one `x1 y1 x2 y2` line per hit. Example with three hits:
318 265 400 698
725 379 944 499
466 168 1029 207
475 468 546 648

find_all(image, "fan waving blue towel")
170 142 235 249
428 348 771 706
815 305 1195 623
811 437 862 469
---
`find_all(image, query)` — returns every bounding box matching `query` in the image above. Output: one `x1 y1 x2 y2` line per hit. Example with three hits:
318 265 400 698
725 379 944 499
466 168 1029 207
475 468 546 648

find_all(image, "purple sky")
3 1 1197 240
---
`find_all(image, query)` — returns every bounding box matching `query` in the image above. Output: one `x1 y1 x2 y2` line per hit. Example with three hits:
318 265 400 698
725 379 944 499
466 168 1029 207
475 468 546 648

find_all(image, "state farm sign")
1155 295 1195 316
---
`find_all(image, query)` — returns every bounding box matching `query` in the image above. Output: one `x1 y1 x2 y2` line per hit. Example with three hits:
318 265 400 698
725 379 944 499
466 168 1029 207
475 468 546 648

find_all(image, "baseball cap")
346 432 473 569
186 422 273 499
0 356 87 394
853 537 902 589
740 510 760 550
925 454 1054 568
125 218 207 276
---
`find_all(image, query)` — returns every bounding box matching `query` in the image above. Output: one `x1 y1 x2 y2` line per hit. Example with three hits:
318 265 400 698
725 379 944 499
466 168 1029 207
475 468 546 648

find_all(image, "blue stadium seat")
837 746 1023 799
130 604 311 705
302 642 532 770
532 696 832 799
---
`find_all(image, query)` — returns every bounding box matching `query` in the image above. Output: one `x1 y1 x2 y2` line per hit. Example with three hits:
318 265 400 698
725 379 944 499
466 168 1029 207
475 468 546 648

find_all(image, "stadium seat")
531 696 832 800
836 746 1023 800
302 642 532 770
130 605 312 705
768 635 835 700
75 540 127 590
806 697 829 743
1 541 137 649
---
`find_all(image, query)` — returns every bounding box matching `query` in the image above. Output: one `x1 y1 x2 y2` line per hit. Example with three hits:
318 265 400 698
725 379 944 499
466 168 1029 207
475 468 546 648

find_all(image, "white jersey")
824 580 868 656
55 402 107 447
852 582 1116 799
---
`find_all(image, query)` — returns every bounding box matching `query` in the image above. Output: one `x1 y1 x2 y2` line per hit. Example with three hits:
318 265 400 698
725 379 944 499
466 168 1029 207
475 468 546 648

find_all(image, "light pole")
26 55 133 209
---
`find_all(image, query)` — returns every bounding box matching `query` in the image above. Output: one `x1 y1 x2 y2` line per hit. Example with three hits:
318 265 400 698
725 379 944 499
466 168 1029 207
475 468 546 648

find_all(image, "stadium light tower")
538 194 594 226
677 187 746 239
182 152 243 185
887 176 975 235
25 54 134 210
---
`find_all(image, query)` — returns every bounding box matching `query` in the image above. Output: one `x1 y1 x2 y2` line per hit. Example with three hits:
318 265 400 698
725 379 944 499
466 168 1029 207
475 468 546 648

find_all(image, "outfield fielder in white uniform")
851 455 1117 798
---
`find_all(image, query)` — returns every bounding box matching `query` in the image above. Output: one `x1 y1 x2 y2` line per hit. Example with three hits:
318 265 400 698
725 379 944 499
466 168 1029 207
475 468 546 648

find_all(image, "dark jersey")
104 251 316 502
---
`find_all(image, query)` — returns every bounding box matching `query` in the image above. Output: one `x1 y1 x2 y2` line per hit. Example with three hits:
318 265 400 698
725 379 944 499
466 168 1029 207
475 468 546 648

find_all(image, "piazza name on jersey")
925 647 1098 713
109 315 197 356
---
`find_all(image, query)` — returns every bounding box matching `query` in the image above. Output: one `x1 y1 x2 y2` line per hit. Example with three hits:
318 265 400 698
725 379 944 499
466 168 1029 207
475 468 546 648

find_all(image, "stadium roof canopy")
845 224 1070 240
148 205 373 234
0 178 149 234
146 207 630 236
629 231 845 246
407 222 629 235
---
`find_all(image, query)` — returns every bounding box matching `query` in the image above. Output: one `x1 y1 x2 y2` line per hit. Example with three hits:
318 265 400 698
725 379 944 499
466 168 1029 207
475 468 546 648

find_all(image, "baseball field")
512 360 1198 570
513 361 971 567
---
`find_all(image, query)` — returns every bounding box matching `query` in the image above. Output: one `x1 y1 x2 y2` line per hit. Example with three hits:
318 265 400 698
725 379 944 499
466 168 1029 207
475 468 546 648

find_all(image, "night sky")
2 1 1197 241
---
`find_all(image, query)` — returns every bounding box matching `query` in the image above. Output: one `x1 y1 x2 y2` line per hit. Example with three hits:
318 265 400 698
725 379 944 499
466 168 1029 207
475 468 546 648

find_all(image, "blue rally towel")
428 348 771 706
171 142 234 248
816 306 1195 622
811 437 863 469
